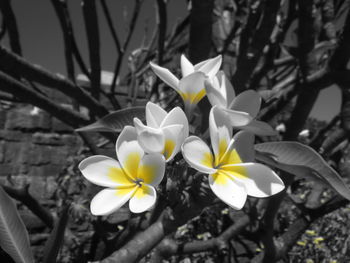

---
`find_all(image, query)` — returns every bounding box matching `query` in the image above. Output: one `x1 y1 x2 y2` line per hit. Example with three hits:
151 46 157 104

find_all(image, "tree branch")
51 0 90 78
0 0 21 55
152 214 250 261
0 70 89 127
110 0 143 95
0 45 108 117
233 0 281 93
82 0 101 100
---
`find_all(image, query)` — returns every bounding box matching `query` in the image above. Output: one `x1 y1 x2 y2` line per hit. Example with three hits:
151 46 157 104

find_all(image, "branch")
0 0 21 55
150 0 167 98
110 0 143 94
0 15 6 40
284 0 320 140
275 197 348 260
99 220 165 263
152 214 250 261
0 70 89 128
0 45 108 117
2 184 54 228
51 0 75 81
233 0 281 93
82 0 101 100
51 0 90 78
189 0 215 132
100 0 122 54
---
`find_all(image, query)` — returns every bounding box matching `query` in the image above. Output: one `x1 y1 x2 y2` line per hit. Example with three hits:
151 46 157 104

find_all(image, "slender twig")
110 0 144 95
51 0 90 78
100 0 122 54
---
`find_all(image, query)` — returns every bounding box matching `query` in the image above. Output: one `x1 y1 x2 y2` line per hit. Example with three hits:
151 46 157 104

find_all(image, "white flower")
133 102 189 162
205 71 276 136
181 107 284 209
150 55 222 115
79 126 165 215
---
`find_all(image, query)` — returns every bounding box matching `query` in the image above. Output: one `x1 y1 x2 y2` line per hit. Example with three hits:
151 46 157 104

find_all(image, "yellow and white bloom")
79 126 165 215
150 55 222 115
133 102 189 162
181 107 284 209
205 71 276 136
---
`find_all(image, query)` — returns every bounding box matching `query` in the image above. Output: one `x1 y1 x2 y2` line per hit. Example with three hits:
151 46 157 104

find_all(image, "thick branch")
0 0 21 55
0 70 89 127
153 214 250 260
275 197 349 259
0 46 108 117
151 0 167 98
82 0 101 100
189 0 215 132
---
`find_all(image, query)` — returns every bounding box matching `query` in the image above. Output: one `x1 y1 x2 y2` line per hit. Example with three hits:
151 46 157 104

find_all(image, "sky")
3 0 341 121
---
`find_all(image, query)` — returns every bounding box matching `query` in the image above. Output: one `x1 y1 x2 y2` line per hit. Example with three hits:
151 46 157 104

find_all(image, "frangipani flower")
79 126 165 215
150 55 222 115
205 71 276 136
133 102 189 162
181 107 284 209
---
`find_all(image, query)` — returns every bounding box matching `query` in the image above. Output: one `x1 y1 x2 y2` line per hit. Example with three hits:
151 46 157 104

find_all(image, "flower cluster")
79 54 285 215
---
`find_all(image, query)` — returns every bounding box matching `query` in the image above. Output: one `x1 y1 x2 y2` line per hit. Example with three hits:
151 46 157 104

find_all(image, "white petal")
216 71 235 105
150 62 180 91
129 184 157 213
230 90 261 118
79 155 134 188
161 124 184 161
137 153 165 186
194 55 222 79
117 140 144 179
90 187 137 216
160 107 189 140
145 102 167 128
204 79 227 108
232 131 255 162
208 172 247 210
182 136 216 174
222 108 252 127
134 118 165 153
239 120 278 136
116 126 138 157
221 163 285 198
181 54 194 77
178 72 206 104
209 107 232 164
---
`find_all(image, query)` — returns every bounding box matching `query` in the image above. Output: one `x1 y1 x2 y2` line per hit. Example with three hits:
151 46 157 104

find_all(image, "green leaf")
76 106 145 133
42 205 70 263
255 141 350 201
0 186 34 263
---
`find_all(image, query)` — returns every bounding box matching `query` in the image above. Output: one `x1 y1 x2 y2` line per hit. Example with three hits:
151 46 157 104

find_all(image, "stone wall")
0 105 82 200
